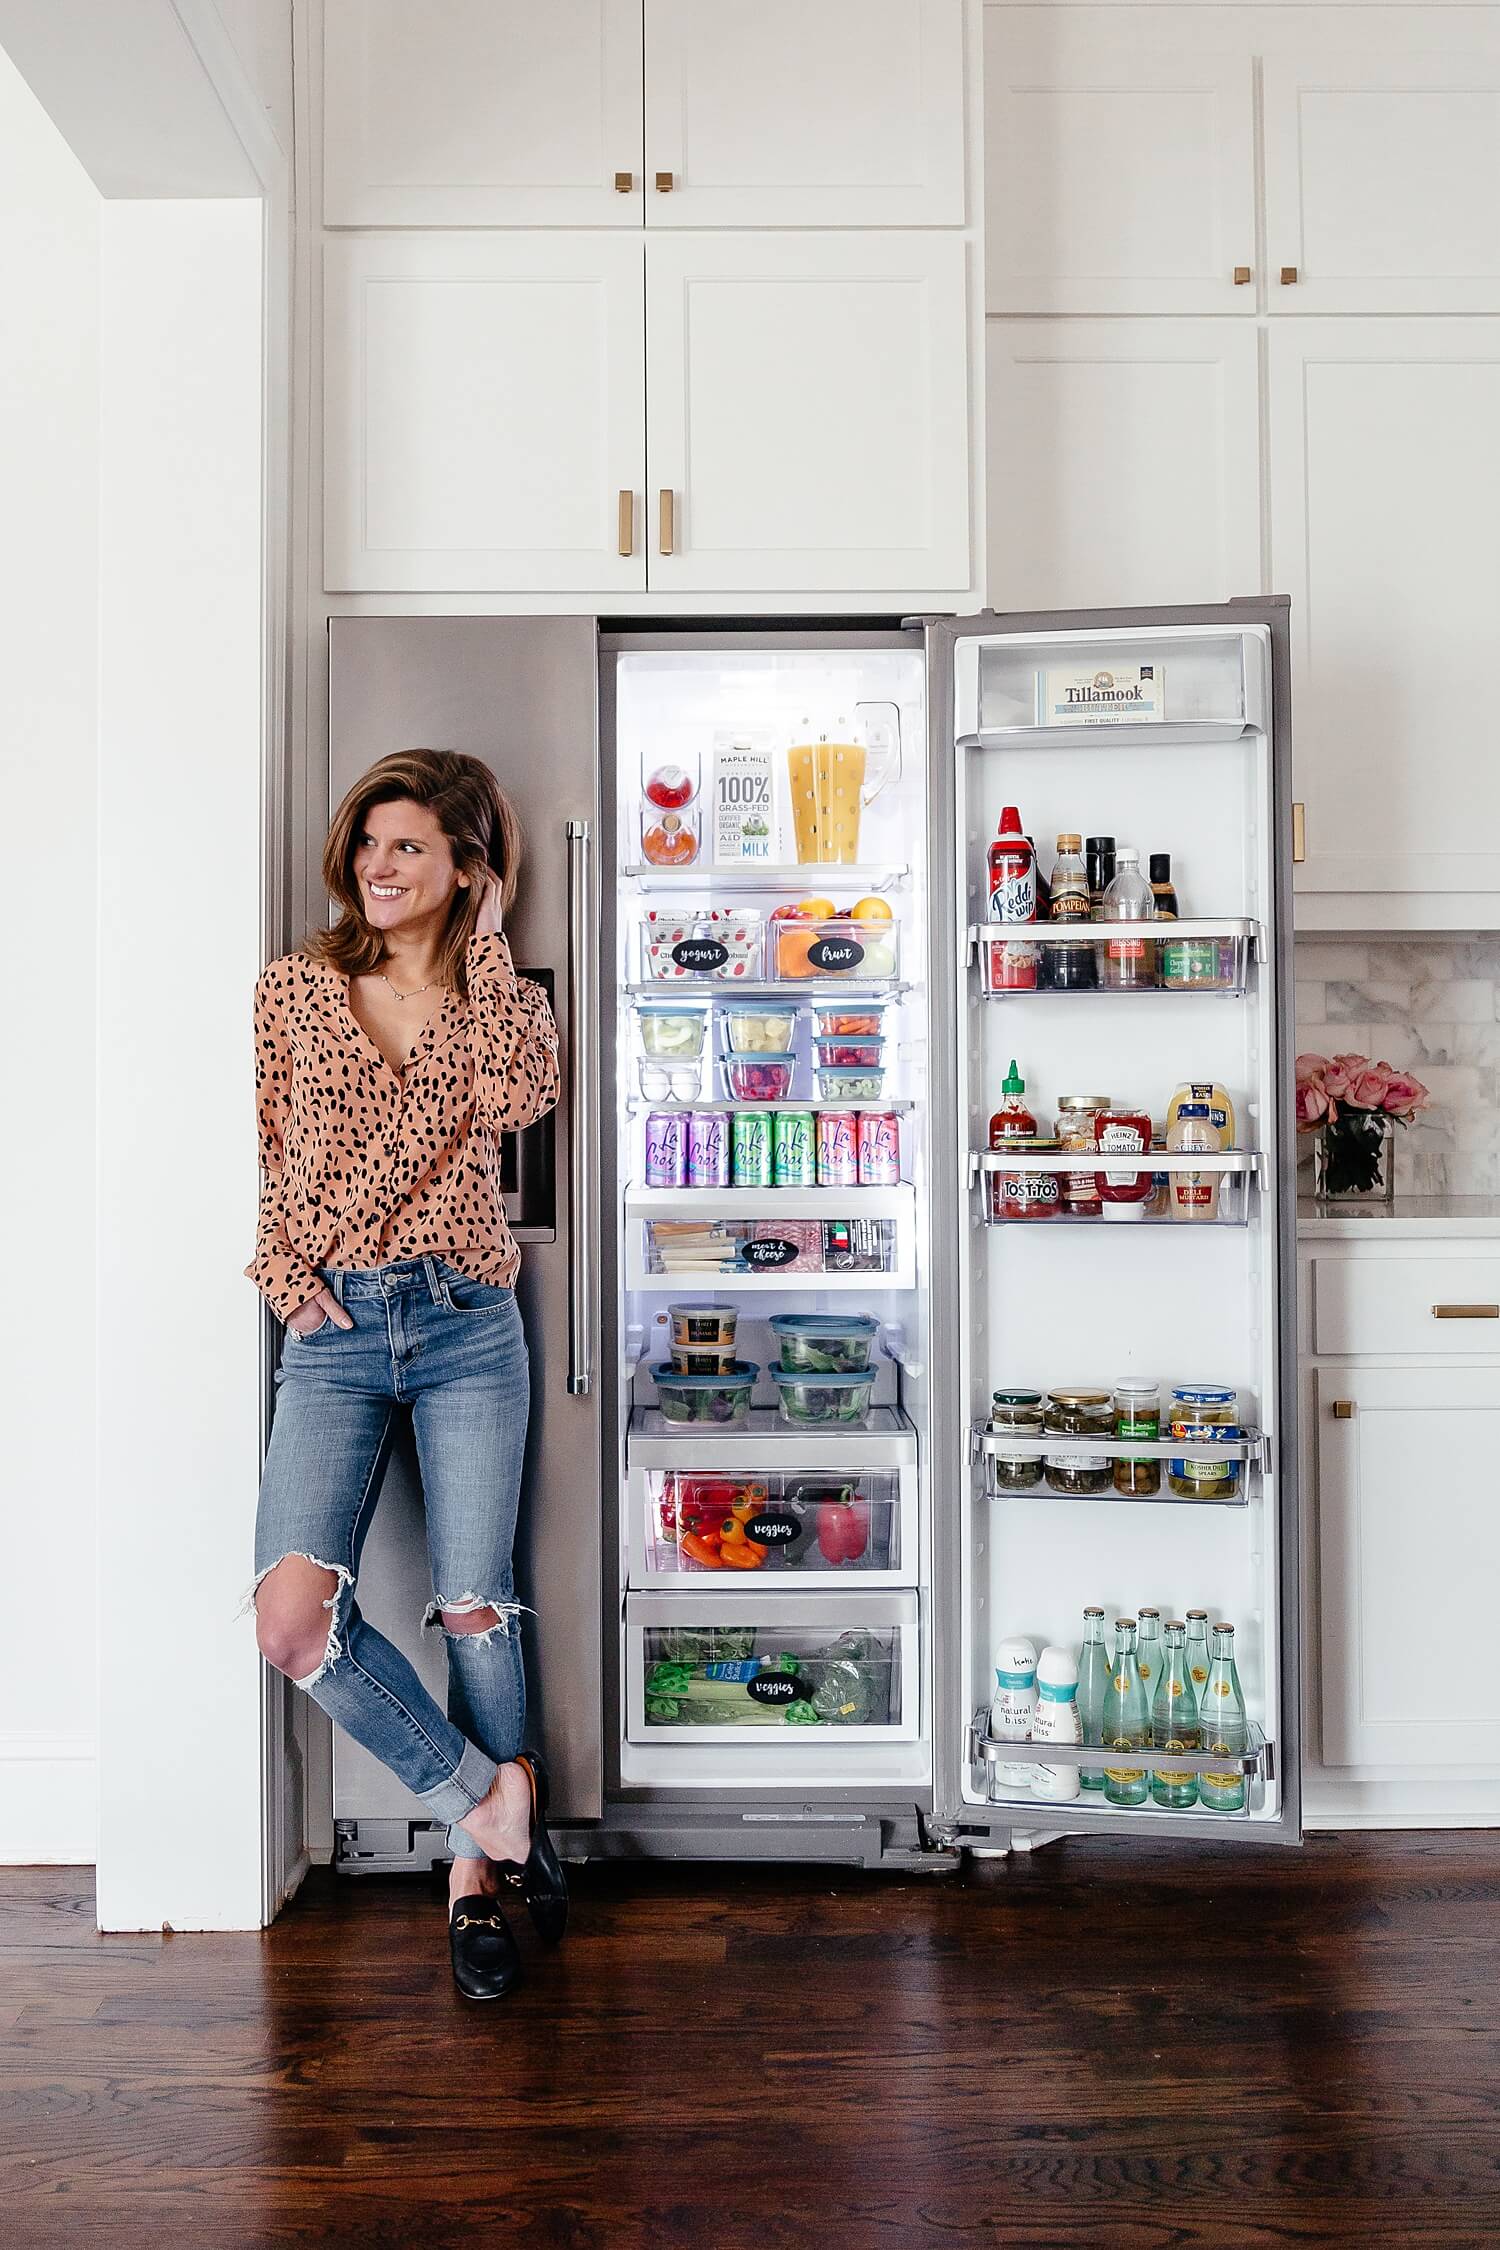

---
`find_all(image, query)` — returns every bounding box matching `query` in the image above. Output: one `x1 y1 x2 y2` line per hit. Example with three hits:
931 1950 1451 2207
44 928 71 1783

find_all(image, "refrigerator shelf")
969 919 1260 1000
628 1185 914 1217
959 721 1256 753
624 979 911 1002
623 862 909 895
970 1425 1267 1468
968 1709 1273 1782
629 1404 917 1470
972 1149 1263 1176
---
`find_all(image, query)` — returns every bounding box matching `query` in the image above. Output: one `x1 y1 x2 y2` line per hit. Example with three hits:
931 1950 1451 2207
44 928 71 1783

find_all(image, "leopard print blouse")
246 932 560 1321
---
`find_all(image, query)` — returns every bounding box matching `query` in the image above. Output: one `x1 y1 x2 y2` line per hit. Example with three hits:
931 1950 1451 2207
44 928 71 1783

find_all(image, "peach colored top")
246 933 560 1321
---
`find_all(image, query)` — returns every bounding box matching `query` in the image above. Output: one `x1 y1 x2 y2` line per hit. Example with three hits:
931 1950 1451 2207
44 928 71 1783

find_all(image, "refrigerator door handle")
566 817 594 1396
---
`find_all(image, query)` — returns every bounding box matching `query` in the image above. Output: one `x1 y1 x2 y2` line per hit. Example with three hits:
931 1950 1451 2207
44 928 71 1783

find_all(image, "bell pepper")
680 1530 725 1569
817 1497 870 1565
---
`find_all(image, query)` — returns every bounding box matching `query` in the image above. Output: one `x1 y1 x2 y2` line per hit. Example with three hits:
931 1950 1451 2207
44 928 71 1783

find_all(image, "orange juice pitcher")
785 702 902 865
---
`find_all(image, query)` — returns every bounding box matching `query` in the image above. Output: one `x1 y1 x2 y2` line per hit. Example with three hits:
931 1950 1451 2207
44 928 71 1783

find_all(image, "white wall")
0 45 101 1865
94 198 266 1931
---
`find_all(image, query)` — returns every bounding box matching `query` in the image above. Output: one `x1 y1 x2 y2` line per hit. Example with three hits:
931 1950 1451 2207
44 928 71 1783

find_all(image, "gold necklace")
377 970 440 1002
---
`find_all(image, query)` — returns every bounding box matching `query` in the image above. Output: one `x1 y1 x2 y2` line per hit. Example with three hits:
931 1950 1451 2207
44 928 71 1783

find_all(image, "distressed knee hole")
243 1552 352 1690
422 1591 525 1644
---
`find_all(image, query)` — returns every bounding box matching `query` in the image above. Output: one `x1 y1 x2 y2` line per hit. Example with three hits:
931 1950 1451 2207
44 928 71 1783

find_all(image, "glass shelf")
628 1405 917 1471
971 1149 1262 1229
624 979 910 1003
971 1423 1264 1505
968 1708 1272 1783
970 921 1258 1000
622 862 909 894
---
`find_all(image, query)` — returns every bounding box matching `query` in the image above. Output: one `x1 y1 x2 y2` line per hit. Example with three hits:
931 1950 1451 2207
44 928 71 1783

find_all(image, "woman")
243 748 567 2002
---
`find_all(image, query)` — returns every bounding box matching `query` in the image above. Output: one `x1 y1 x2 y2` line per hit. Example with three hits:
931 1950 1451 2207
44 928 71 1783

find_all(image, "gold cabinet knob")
613 171 634 193
1332 1399 1355 1419
1233 266 1252 285
1292 802 1306 864
654 171 675 193
1280 266 1299 285
617 489 634 558
1432 1304 1500 1319
658 488 675 556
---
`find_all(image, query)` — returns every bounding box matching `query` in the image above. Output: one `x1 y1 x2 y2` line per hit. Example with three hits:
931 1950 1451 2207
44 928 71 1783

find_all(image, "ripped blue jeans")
244 1257 528 1861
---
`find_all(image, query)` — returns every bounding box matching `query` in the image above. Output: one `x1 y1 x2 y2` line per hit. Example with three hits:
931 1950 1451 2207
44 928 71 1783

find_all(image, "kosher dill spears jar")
1043 1389 1114 1495
988 1390 1045 1491
1167 1386 1240 1500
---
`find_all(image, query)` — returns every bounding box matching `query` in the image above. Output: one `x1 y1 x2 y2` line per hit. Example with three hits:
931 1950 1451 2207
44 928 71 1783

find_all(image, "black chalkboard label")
740 1237 798 1270
807 935 865 973
671 937 729 972
747 1513 798 1545
746 1672 803 1706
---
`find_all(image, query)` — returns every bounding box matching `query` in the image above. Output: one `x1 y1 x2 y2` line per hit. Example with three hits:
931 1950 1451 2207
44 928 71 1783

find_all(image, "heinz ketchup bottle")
986 806 1037 991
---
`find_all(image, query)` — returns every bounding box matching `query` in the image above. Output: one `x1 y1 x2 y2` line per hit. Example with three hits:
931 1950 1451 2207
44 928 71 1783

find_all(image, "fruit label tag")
671 937 729 972
712 734 776 863
807 935 865 973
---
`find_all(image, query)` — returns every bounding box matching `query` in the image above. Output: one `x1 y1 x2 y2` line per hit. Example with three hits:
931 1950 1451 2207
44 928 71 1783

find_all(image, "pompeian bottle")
1101 1617 1150 1807
1041 831 1095 990
1198 1623 1249 1812
1151 1621 1201 1809
1077 1606 1110 1793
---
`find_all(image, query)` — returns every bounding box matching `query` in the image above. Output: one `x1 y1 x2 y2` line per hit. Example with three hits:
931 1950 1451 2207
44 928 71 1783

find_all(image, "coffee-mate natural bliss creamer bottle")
1031 1646 1083 1801
989 1636 1038 1790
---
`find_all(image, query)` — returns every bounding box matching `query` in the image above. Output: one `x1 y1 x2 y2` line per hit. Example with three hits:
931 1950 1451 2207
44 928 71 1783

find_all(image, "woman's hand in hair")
286 1284 355 1337
474 869 506 940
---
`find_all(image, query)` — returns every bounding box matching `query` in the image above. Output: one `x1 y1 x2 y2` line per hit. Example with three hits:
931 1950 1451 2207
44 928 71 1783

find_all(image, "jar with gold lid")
1043 1388 1114 1495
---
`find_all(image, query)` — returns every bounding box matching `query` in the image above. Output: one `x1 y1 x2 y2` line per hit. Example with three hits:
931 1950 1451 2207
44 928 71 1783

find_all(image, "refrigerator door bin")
974 1149 1262 1228
974 1422 1266 1505
968 1709 1273 1815
626 1593 920 1743
963 626 1267 748
627 1185 915 1288
629 1462 912 1584
972 921 1258 999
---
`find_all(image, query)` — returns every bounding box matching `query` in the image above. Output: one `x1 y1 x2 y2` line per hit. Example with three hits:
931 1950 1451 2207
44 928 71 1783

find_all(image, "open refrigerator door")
931 604 1302 1849
600 628 937 1857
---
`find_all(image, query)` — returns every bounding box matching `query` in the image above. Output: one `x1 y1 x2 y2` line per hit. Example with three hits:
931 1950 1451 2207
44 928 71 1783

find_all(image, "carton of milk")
712 734 776 863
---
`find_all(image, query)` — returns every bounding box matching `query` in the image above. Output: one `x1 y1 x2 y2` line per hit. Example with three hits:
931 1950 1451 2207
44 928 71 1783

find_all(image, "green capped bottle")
1101 1617 1150 1807
1184 1610 1212 1702
1198 1622 1248 1812
1150 1621 1200 1809
1076 1606 1110 1792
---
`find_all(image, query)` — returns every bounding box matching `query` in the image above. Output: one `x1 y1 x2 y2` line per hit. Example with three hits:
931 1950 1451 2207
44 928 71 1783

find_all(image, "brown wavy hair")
305 749 523 1000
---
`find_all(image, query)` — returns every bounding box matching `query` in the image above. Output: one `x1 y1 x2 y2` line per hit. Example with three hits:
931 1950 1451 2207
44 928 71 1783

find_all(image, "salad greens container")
768 1312 879 1374
770 1363 878 1426
651 1360 759 1425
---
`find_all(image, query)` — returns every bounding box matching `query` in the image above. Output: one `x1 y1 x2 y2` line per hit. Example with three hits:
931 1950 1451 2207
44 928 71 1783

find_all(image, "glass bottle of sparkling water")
1136 1607 1164 1710
1077 1606 1110 1793
1199 1623 1249 1812
1150 1621 1200 1809
1184 1611 1212 1702
1101 1618 1150 1807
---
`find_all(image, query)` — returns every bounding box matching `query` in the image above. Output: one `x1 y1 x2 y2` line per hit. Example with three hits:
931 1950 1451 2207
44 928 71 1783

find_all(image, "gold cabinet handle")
654 170 675 193
1332 1399 1355 1419
1292 802 1306 863
658 488 674 556
617 489 634 558
613 171 635 193
1233 266 1252 285
1280 266 1299 285
1432 1304 1500 1319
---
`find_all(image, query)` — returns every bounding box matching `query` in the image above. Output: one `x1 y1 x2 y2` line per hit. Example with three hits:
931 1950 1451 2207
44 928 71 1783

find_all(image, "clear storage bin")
773 916 900 984
640 1216 900 1280
643 1468 902 1576
627 1597 916 1739
643 909 762 982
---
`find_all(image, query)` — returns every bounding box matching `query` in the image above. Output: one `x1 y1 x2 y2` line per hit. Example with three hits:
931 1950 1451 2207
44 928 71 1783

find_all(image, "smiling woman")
240 748 567 2001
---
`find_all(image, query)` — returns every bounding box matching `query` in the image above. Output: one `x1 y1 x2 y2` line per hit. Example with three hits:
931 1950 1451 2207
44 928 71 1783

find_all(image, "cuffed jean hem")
416 1736 500 1827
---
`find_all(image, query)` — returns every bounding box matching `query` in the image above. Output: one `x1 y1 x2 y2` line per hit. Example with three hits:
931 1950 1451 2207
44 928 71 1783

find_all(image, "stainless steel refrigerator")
326 601 1299 1874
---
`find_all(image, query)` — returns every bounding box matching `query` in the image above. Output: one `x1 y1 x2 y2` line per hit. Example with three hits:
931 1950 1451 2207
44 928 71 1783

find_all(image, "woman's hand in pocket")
286 1284 354 1337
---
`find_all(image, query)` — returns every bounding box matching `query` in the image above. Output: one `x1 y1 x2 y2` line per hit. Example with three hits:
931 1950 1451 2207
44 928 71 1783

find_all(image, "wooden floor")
2 1833 1497 2248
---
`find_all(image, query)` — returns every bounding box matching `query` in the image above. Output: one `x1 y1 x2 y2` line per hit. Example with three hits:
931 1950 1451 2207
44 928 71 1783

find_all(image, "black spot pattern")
245 933 560 1321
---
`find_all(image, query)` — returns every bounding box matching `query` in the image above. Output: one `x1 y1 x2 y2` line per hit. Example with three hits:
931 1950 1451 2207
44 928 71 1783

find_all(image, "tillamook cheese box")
1039 665 1164 726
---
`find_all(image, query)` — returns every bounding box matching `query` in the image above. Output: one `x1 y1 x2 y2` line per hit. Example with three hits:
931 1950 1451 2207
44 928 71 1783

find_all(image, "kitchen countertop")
1298 1195 1500 1238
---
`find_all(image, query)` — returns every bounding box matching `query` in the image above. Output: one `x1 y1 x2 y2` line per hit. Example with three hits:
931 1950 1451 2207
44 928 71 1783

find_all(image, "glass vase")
1312 1112 1396 1205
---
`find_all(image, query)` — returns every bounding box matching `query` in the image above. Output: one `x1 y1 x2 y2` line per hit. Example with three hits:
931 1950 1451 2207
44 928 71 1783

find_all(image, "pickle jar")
988 1389 1044 1491
1112 1377 1161 1496
1043 1388 1115 1495
1168 1385 1240 1499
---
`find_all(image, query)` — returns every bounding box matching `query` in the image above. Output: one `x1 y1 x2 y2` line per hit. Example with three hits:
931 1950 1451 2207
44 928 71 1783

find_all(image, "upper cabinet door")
986 320 1262 611
322 0 645 226
646 233 971 594
985 11 1255 314
1269 318 1500 920
1264 49 1500 312
323 234 647 592
643 0 965 225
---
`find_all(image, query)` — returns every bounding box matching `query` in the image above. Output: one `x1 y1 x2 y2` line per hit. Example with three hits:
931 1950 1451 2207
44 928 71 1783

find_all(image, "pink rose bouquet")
1297 1051 1429 1197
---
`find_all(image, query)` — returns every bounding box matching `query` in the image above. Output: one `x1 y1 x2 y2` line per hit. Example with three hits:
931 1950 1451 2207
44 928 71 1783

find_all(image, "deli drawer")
1312 1254 1500 1355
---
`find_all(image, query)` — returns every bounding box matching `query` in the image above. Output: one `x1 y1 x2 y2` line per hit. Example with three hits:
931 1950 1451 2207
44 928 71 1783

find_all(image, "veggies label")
746 1673 803 1706
746 1513 798 1545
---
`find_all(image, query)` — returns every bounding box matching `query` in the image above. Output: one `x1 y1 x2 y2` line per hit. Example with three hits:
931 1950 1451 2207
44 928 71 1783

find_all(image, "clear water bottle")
1099 845 1158 990
1136 1607 1164 1710
1151 1622 1201 1809
1199 1623 1249 1812
1101 1618 1150 1807
1077 1607 1110 1793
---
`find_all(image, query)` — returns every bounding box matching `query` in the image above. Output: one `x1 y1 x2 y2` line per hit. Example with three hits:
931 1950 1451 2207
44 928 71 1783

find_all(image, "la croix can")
687 1106 730 1188
644 1108 687 1188
816 1109 859 1188
772 1108 816 1187
857 1109 901 1186
732 1107 773 1187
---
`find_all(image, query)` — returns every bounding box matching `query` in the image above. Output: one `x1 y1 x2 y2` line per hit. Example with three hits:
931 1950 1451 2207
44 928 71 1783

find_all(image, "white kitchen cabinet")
321 0 645 226
983 9 1256 314
1316 1365 1500 1767
1269 319 1500 926
643 0 966 226
323 234 647 593
645 233 971 594
986 319 1261 610
1264 48 1500 313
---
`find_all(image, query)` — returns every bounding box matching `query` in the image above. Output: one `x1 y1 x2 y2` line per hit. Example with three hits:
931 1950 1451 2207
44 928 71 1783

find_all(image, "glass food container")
768 1312 879 1374
988 1389 1044 1491
1043 1388 1115 1494
1168 1386 1241 1499
1113 1377 1162 1496
1055 1094 1108 1218
636 1002 709 1059
722 1002 800 1054
770 1364 878 1426
719 1052 797 1103
651 1361 760 1426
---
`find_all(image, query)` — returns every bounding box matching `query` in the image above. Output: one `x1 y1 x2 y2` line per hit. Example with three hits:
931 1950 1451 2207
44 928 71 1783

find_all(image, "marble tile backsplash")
1295 938 1500 1193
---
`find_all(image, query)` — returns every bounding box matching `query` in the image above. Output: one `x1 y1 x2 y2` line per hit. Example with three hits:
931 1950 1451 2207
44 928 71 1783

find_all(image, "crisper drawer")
628 1458 915 1587
625 1593 920 1744
1312 1255 1500 1356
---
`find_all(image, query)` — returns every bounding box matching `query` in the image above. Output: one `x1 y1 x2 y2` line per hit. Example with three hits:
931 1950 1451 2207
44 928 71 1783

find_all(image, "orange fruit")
777 925 816 978
798 896 837 922
850 896 893 921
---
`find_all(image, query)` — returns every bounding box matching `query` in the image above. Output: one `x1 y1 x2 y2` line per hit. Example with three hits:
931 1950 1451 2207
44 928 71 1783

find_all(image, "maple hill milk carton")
712 734 775 864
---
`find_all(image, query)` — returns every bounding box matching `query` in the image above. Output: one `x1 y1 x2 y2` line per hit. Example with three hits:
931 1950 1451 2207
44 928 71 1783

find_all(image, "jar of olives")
988 1390 1044 1491
1043 1389 1114 1495
1113 1376 1162 1496
1168 1385 1240 1499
